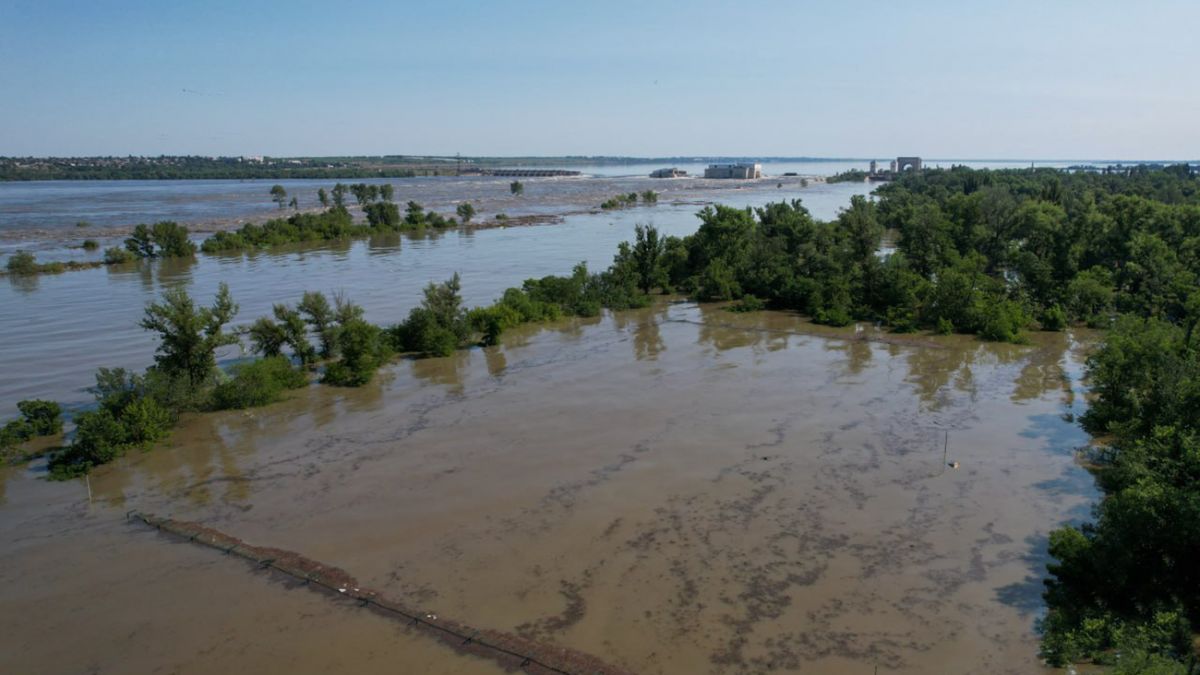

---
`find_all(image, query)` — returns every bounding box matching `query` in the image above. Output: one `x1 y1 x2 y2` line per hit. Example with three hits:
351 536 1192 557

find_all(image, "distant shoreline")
5 155 1179 182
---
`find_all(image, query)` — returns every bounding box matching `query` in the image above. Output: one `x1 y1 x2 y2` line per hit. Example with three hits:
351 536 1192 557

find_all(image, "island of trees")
3 163 1199 670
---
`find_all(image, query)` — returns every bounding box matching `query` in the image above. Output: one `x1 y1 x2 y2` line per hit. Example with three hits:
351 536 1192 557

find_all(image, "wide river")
0 162 1096 674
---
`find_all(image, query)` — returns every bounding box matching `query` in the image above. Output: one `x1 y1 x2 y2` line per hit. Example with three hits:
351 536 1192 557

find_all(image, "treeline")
600 190 657 209
827 169 869 183
1039 316 1200 670
0 156 437 181
202 197 461 254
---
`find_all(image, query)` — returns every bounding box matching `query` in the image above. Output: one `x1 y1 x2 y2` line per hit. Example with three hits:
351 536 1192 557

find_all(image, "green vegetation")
456 202 476 224
510 180 524 196
103 247 134 264
6 251 37 275
1 400 63 460
81 239 99 251
3 250 105 275
827 169 870 183
47 285 309 477
125 221 196 258
1038 315 1200 668
201 189 457 253
601 193 635 209
270 184 288 208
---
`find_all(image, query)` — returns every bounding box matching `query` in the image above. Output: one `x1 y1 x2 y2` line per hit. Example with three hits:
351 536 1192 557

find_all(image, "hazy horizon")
3 0 1198 159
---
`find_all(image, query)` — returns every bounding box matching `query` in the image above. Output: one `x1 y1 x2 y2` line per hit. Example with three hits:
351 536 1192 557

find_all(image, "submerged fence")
127 511 634 675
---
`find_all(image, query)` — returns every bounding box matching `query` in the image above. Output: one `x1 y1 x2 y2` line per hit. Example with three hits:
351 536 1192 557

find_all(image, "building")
704 163 762 179
650 167 688 178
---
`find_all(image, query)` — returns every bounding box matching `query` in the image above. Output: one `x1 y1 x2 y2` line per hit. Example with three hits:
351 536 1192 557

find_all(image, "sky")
1 0 1197 160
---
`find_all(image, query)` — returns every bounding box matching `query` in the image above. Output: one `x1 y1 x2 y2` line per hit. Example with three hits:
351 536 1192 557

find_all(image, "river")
0 164 1098 674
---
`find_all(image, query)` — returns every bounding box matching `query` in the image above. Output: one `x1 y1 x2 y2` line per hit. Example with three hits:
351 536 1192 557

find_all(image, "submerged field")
0 303 1097 673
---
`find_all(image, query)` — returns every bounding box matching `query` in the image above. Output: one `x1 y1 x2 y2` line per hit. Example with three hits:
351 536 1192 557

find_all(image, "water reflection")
6 273 39 294
409 350 470 393
483 346 507 377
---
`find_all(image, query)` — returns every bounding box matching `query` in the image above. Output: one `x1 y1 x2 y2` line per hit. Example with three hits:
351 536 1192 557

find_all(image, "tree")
270 184 287 209
317 188 329 208
456 202 476 224
289 196 299 211
247 317 287 357
298 291 336 357
510 180 524 196
331 183 347 209
630 224 666 294
274 303 316 365
139 283 239 386
379 184 394 202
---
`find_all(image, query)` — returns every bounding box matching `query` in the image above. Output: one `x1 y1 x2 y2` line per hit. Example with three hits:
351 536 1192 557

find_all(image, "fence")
127 511 634 675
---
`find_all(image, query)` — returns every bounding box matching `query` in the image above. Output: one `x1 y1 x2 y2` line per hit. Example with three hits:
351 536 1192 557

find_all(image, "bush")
323 319 391 385
50 394 173 478
17 399 62 436
125 221 196 258
212 356 308 409
104 247 134 264
6 251 37 275
728 294 765 313
82 239 99 251
364 201 401 229
1040 305 1068 331
979 298 1029 343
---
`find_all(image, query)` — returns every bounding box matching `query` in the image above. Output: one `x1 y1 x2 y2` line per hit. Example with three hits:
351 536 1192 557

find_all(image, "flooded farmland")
0 304 1098 674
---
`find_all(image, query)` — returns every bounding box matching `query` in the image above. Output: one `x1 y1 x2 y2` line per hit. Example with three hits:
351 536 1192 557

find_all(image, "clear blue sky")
1 0 1197 159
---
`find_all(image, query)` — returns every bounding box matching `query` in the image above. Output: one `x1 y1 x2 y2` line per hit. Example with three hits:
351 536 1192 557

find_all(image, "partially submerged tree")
139 283 239 386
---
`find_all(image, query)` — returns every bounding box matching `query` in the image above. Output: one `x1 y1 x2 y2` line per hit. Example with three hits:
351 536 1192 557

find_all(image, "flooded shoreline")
0 304 1099 674
0 181 871 415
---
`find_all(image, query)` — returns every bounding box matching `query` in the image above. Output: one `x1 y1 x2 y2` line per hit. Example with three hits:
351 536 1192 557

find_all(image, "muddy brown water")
0 303 1097 674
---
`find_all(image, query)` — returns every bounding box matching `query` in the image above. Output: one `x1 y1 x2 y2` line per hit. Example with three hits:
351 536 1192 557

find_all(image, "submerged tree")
456 202 476 224
510 180 524 196
270 184 288 209
139 283 239 386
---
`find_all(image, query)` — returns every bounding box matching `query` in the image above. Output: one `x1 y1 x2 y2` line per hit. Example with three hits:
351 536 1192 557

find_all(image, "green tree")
270 184 287 209
629 224 666 294
298 291 336 357
379 184 394 202
317 187 329 208
139 283 239 386
510 180 524 196
456 202 476 224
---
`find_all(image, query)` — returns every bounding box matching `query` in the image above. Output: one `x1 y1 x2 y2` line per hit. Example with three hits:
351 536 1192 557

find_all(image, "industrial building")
650 167 688 178
703 163 762 179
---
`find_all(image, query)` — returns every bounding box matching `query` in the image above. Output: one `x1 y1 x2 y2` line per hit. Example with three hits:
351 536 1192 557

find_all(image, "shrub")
456 202 476 223
1040 305 1068 331
82 239 99 251
364 201 401 229
728 294 765 313
104 247 134 264
979 298 1029 343
6 251 37 275
212 356 307 409
16 399 62 436
323 319 390 385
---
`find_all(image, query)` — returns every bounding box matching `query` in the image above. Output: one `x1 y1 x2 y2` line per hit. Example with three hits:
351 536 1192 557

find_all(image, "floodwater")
0 304 1098 674
0 180 871 415
0 159 1067 247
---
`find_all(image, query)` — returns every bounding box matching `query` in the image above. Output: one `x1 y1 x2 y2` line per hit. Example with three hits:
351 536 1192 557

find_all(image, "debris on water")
948 461 960 469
